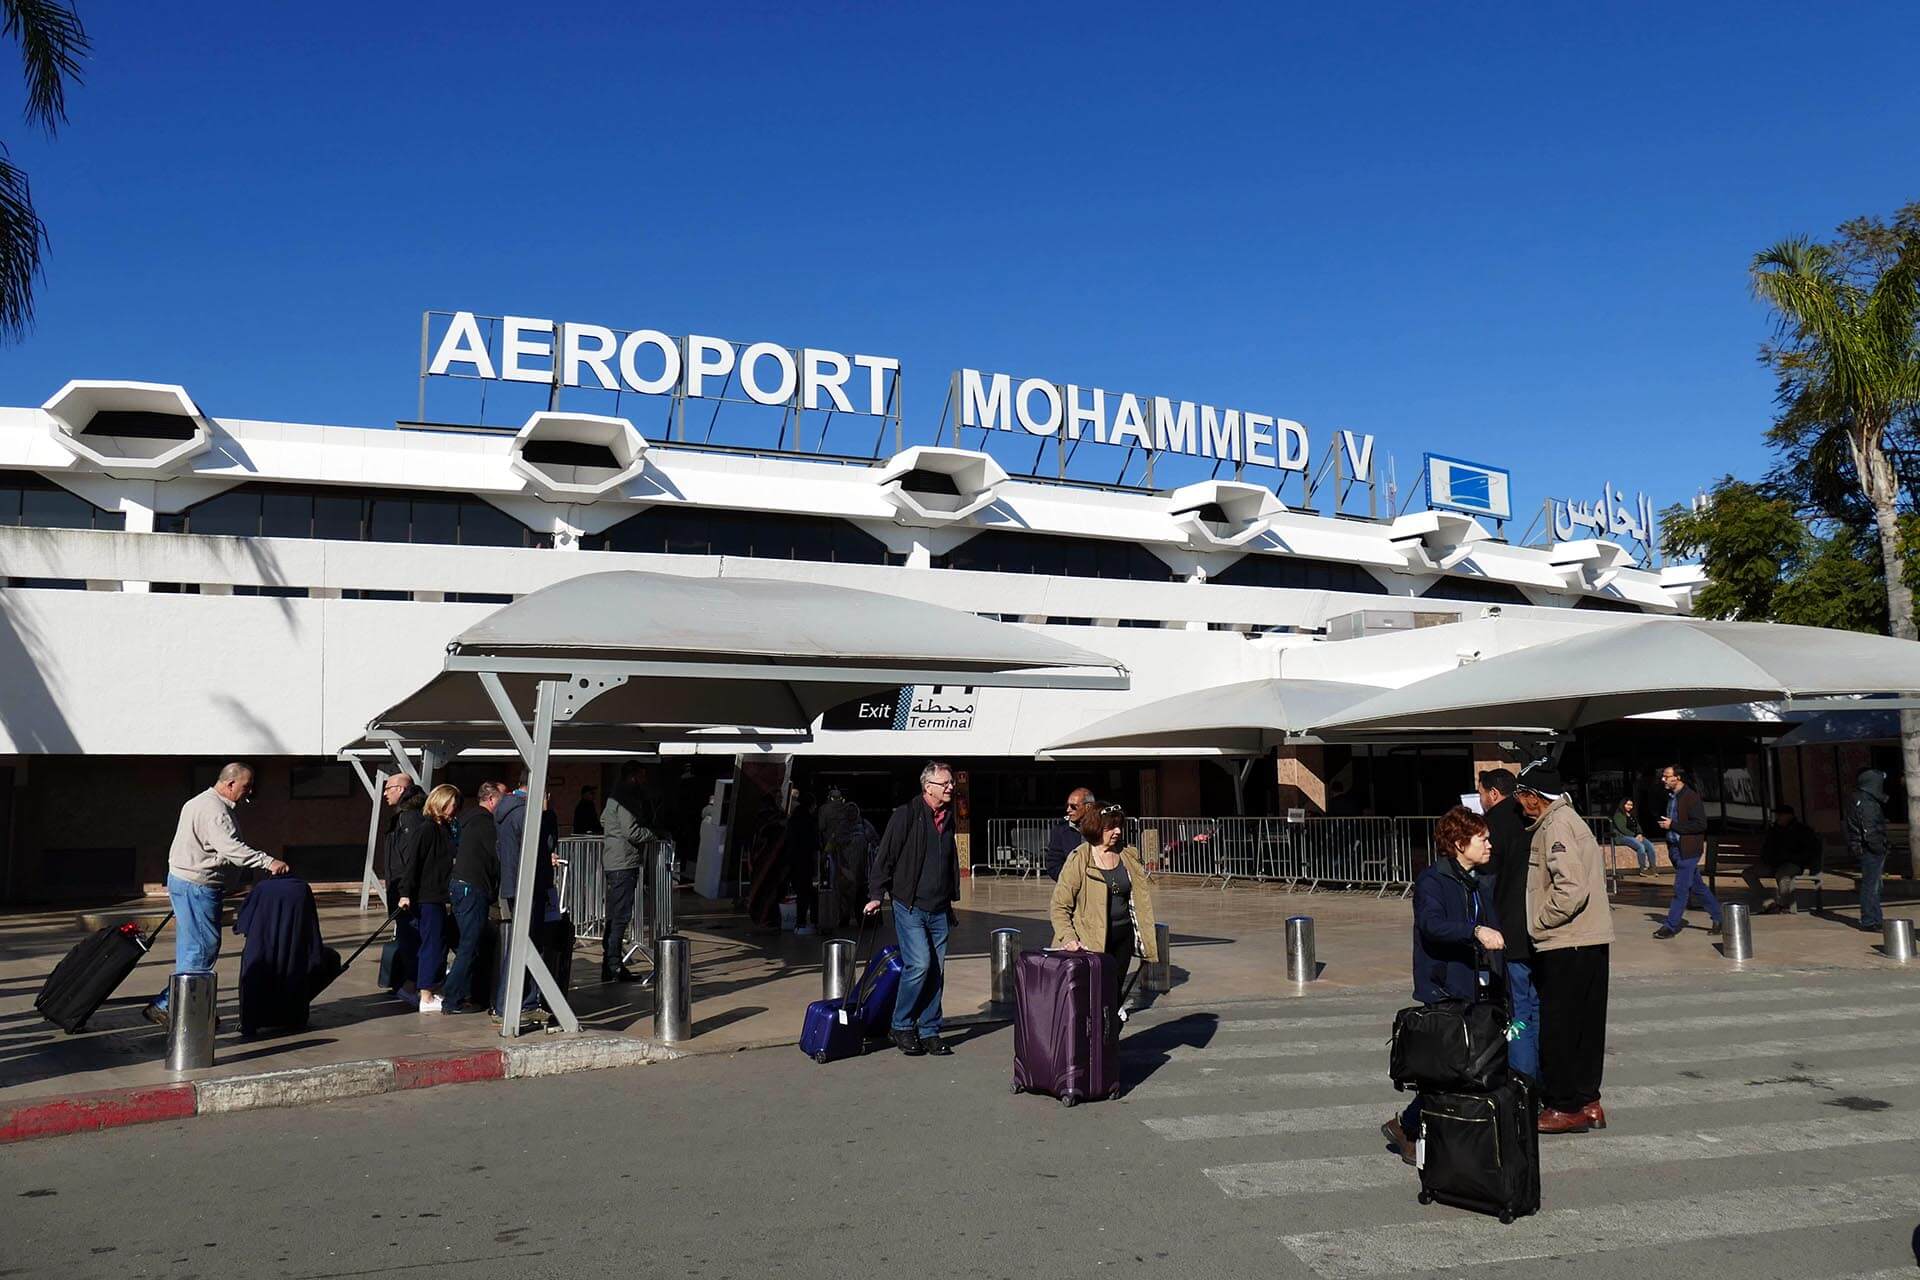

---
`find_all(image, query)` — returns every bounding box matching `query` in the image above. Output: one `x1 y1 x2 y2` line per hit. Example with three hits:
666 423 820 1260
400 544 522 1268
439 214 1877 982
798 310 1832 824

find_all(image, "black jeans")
1534 943 1609 1113
603 867 639 973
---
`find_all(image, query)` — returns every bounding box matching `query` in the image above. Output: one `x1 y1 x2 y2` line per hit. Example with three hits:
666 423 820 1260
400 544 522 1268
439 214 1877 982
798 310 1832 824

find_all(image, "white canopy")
1039 678 1388 756
1316 618 1920 735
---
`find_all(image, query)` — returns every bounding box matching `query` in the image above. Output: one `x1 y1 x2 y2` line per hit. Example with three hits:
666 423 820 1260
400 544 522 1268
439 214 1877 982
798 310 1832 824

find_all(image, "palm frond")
2 0 88 133
1753 236 1885 417
0 146 46 342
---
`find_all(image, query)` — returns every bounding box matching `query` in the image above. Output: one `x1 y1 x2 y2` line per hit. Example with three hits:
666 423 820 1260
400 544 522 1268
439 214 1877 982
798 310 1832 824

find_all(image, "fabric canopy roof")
355 570 1129 749
1039 678 1388 756
1315 619 1920 734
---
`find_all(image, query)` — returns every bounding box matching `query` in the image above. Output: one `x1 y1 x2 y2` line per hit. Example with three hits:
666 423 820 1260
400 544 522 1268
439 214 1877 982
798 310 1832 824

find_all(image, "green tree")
1 0 89 343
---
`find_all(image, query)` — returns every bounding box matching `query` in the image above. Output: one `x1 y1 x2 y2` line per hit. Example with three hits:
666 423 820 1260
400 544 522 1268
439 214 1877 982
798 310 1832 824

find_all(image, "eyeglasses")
1099 804 1124 816
927 779 955 790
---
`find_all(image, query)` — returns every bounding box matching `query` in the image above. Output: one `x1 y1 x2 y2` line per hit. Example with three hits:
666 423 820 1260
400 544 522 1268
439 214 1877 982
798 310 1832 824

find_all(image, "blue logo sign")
1425 454 1512 521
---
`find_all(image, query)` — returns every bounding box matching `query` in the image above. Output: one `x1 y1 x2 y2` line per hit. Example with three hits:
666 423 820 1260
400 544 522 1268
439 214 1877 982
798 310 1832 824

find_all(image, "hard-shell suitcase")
799 915 896 1063
1390 999 1510 1093
1010 949 1122 1106
1415 1075 1542 1223
36 912 172 1033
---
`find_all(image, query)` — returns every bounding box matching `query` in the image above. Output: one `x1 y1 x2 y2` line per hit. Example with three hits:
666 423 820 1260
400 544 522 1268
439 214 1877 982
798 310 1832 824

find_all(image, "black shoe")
1652 926 1679 940
1708 921 1724 937
601 966 640 984
143 1002 169 1028
893 1029 925 1056
920 1036 952 1057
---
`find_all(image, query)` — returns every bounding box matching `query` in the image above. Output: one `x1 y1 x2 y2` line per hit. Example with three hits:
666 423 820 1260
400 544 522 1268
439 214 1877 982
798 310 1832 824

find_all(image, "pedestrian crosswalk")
1117 968 1920 1280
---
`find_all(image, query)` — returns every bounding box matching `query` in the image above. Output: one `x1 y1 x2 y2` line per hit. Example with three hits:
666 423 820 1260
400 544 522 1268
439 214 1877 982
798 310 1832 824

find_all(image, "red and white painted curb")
0 1036 681 1146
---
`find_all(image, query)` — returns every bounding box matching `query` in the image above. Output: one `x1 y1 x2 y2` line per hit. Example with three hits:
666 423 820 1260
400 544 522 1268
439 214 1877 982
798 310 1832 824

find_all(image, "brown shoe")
1537 1107 1593 1135
1581 1101 1607 1130
1380 1117 1416 1165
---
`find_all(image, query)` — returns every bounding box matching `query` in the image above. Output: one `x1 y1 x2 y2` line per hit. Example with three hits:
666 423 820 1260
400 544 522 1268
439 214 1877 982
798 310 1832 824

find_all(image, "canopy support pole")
493 676 580 1037
345 758 390 912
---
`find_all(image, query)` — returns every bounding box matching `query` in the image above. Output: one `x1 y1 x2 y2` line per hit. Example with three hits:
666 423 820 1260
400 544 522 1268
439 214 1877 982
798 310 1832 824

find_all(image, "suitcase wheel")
1417 1191 1432 1206
813 1051 829 1064
1499 1212 1514 1225
1010 1083 1023 1094
1061 1094 1077 1108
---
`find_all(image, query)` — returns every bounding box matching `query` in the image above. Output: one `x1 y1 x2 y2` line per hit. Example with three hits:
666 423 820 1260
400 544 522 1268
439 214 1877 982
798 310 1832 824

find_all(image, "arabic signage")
1551 483 1656 548
1424 454 1513 521
819 686 978 733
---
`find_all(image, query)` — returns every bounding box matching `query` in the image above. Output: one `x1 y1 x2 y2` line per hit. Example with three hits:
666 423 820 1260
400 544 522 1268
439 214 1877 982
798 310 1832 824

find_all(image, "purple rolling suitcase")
1011 949 1125 1106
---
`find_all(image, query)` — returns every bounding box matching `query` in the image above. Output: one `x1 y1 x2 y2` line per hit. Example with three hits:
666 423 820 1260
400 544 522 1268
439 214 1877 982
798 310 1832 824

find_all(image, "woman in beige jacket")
1050 805 1160 1010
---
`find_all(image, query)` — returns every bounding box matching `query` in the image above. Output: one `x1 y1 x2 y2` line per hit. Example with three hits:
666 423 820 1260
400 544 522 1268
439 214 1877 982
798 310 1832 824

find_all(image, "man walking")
600 764 655 983
1045 787 1097 881
1746 803 1822 915
492 778 554 1024
1843 769 1891 932
145 763 289 1024
444 781 503 1012
865 762 961 1057
1477 767 1540 1081
1515 760 1614 1134
1653 764 1722 939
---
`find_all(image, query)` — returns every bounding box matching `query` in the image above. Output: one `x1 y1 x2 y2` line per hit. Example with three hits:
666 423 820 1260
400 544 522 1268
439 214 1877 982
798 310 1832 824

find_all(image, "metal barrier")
974 819 1051 878
558 835 674 974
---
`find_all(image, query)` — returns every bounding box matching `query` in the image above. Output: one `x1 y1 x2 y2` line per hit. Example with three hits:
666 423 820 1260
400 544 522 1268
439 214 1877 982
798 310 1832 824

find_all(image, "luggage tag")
1415 1135 1425 1170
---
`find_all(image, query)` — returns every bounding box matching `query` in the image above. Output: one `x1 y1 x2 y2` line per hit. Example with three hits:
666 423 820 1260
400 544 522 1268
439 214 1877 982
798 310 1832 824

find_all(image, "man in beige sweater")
1516 759 1614 1136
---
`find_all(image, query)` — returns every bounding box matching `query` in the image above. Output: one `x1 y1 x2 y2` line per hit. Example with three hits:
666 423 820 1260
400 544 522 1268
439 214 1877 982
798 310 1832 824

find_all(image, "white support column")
492 677 579 1037
347 758 390 912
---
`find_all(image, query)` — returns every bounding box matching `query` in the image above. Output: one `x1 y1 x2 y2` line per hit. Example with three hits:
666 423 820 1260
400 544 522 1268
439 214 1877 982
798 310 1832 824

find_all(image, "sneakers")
418 992 444 1014
1652 925 1679 939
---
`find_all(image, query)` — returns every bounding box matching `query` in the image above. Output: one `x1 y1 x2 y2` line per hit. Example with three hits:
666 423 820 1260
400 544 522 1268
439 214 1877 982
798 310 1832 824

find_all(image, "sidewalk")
2 870 1913 1141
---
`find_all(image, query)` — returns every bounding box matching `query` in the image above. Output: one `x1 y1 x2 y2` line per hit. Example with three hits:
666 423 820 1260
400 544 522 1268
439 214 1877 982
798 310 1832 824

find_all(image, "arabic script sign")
1551 483 1656 549
819 686 978 733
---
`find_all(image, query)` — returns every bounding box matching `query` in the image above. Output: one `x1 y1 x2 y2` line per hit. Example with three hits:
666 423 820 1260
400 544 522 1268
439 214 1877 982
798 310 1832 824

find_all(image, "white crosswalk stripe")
1279 1173 1916 1278
1204 1110 1920 1198
1637 1027 1918 1066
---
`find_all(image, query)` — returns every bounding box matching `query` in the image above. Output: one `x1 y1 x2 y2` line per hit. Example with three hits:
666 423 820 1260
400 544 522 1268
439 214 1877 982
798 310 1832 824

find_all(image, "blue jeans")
443 880 490 1007
1858 849 1886 929
415 902 448 992
1505 958 1541 1080
154 875 223 1012
1664 855 1722 929
891 902 950 1037
1621 836 1657 870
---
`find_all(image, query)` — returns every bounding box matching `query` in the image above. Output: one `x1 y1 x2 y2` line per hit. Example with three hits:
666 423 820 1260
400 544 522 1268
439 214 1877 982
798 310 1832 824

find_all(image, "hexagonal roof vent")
874 446 1007 525
509 412 649 501
43 380 214 477
1166 480 1283 549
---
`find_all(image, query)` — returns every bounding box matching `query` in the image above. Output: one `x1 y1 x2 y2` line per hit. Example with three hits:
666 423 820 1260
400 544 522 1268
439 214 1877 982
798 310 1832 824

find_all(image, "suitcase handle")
840 908 887 1013
136 911 174 952
338 905 404 972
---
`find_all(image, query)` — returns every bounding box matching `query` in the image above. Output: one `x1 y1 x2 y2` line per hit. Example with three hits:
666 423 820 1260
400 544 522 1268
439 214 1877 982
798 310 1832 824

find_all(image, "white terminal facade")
0 372 1716 902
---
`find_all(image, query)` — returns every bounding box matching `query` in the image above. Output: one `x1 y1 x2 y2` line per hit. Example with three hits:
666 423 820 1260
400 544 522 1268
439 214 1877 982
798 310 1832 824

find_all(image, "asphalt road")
6 966 1919 1280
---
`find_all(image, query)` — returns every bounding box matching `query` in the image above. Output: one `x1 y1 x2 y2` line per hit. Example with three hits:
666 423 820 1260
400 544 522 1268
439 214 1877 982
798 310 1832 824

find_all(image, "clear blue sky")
4 2 1917 539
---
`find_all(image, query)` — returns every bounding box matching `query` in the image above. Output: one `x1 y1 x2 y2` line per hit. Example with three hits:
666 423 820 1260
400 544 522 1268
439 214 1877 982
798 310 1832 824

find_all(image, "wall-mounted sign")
1551 482 1655 547
819 686 978 733
1424 453 1512 521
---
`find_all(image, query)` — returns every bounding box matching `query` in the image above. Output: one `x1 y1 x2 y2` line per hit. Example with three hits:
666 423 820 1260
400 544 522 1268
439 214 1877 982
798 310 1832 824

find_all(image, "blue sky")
3 2 1917 540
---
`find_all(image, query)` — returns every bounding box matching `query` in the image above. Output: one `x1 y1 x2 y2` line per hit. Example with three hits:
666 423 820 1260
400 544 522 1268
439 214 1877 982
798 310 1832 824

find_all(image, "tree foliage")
1 0 89 344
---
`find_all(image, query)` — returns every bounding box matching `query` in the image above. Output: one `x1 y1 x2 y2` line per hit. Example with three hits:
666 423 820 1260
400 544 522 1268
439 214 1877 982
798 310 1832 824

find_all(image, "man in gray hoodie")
599 764 656 983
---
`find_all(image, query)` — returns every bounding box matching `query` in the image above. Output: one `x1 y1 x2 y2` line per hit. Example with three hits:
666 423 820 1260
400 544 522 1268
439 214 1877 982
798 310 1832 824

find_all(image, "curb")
0 1036 682 1146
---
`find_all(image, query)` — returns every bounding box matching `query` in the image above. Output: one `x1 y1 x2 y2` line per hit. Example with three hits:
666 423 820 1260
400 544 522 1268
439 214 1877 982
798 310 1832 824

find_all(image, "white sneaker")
418 993 444 1014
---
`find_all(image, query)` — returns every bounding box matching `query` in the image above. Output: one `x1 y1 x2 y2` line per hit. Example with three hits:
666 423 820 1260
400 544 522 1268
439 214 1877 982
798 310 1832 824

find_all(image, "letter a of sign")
1339 430 1375 481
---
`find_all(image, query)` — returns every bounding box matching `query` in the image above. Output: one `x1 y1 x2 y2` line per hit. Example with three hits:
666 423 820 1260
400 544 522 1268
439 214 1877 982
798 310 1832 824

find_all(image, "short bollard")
165 971 216 1071
823 937 855 1002
1147 922 1172 992
1286 915 1316 984
989 928 1021 1009
1723 903 1754 961
1885 918 1916 962
653 934 692 1043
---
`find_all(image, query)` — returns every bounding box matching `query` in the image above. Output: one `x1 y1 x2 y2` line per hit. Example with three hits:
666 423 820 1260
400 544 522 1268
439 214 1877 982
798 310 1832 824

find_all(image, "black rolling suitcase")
1415 1074 1541 1224
539 912 575 992
36 912 172 1033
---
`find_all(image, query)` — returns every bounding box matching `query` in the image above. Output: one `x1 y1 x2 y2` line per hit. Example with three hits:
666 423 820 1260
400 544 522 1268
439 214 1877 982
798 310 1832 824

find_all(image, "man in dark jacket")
600 766 655 983
1746 803 1822 915
1844 769 1890 931
1044 787 1097 880
572 786 602 836
1654 764 1722 939
864 761 961 1057
444 781 503 1012
1477 767 1539 1080
382 775 428 995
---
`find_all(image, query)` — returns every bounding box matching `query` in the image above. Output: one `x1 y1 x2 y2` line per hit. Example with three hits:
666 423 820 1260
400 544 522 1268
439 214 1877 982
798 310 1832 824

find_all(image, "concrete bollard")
823 937 856 1002
1147 922 1172 992
989 928 1021 1009
1723 903 1754 961
1286 915 1316 984
1885 918 1915 963
652 935 692 1043
165 971 216 1071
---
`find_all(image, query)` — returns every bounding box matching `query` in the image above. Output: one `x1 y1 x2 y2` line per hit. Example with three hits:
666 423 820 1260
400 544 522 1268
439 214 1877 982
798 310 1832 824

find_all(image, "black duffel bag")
1389 998 1509 1092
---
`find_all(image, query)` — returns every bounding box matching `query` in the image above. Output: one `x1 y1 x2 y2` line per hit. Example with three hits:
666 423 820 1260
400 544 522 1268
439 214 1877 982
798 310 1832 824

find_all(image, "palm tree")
1752 228 1920 859
1 0 89 343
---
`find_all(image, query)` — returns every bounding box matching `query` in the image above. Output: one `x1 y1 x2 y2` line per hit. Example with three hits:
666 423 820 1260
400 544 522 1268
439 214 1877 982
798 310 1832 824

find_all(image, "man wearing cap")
1514 759 1614 1135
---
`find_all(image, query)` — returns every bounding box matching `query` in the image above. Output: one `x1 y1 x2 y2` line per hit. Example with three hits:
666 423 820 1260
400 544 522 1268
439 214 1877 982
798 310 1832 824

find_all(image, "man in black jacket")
1477 767 1540 1080
444 781 503 1012
864 762 961 1057
382 774 428 996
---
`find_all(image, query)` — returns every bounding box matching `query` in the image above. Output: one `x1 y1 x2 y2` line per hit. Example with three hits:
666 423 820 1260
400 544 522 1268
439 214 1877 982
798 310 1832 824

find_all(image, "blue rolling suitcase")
800 916 904 1064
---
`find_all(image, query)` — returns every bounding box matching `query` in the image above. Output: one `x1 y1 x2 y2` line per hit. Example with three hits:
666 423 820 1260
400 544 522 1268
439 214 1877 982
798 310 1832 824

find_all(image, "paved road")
6 966 1919 1279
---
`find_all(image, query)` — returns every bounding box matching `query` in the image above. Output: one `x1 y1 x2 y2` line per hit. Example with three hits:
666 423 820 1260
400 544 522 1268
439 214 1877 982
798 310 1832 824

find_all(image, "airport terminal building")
0 315 1777 902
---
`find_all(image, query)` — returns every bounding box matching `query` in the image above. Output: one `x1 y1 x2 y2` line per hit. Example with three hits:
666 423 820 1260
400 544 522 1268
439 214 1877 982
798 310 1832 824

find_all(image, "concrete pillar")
1276 745 1327 814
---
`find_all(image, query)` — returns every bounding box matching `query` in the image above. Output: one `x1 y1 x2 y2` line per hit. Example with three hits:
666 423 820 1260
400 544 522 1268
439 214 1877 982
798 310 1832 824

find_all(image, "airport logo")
1424 453 1512 521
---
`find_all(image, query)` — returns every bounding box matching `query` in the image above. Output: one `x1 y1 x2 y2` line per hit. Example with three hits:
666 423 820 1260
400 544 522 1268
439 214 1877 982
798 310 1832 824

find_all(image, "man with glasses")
1653 764 1722 940
1045 787 1098 881
865 762 962 1056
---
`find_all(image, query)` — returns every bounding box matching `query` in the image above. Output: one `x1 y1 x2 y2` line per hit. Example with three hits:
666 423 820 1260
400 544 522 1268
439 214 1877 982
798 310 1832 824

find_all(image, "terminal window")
933 530 1177 581
154 482 544 547
1210 553 1388 594
0 473 127 531
584 506 894 564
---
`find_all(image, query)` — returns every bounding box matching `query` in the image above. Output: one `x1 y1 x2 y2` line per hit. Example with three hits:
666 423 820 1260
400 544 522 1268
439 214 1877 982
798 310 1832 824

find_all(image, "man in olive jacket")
1516 760 1615 1135
864 762 961 1057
